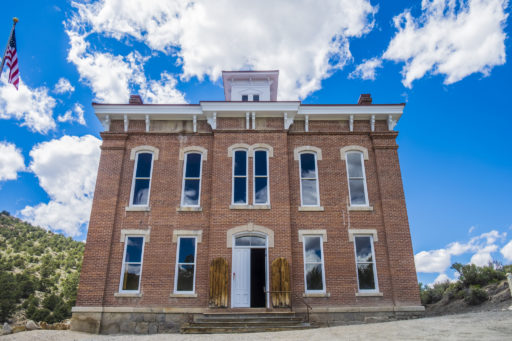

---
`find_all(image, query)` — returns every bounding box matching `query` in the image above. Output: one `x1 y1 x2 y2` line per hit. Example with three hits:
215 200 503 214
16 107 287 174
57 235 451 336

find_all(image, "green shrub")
451 262 506 288
464 286 488 305
419 281 451 305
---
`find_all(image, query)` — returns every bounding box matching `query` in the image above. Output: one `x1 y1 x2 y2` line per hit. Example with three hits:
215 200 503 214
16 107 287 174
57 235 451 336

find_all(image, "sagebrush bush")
464 286 489 305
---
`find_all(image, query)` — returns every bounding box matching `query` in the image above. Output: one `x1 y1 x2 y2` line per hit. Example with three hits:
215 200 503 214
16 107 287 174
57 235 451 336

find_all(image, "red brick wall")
76 118 420 309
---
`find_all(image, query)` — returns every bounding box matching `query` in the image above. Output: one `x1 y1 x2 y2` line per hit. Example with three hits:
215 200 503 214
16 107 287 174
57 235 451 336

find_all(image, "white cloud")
383 0 508 87
0 142 25 181
433 273 453 284
500 240 512 262
20 135 101 237
0 75 56 134
70 0 377 99
468 225 476 234
415 229 507 273
54 78 75 94
349 57 383 80
58 103 86 125
139 72 187 104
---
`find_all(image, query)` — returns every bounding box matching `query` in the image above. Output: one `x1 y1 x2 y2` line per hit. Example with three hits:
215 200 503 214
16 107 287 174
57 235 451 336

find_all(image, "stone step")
189 319 304 327
181 324 313 334
199 312 296 320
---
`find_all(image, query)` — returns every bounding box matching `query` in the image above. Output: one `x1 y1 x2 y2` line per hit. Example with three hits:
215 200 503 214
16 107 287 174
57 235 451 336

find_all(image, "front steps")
181 311 314 334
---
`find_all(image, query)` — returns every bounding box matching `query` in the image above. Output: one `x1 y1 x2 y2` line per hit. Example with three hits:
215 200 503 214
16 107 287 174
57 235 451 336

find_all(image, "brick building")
71 70 422 334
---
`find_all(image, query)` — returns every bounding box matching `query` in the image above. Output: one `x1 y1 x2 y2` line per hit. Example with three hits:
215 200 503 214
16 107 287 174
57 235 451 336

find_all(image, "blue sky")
0 0 510 285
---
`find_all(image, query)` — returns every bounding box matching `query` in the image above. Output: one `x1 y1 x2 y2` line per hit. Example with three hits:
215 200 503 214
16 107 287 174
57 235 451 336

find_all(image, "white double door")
232 248 251 308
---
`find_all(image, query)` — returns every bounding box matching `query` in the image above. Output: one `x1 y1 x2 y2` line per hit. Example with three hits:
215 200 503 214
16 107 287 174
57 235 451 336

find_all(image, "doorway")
231 234 268 308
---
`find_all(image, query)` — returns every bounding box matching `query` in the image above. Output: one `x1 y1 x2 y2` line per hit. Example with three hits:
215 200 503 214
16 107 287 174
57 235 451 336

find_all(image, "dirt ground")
2 310 512 341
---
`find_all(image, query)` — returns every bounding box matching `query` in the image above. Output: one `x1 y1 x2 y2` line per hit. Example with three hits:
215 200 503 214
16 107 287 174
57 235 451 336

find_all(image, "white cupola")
222 70 279 102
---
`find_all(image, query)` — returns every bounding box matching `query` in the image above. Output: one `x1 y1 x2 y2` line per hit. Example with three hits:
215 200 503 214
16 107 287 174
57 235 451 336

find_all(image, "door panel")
232 248 250 307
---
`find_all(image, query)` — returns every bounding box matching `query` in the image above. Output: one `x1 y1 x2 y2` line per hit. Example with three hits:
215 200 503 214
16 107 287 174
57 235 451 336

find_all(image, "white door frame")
231 233 269 308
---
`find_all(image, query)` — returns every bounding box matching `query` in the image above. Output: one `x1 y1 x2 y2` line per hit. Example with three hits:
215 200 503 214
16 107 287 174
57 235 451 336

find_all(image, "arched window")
299 152 320 206
253 149 269 205
181 152 203 207
232 149 248 205
130 152 154 206
345 151 369 206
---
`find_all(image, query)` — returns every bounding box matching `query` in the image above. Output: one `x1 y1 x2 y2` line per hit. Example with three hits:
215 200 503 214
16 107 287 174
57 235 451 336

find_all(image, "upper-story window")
242 95 249 102
253 150 269 205
253 95 260 101
345 151 369 206
119 236 145 292
232 150 248 205
181 152 203 207
130 152 154 206
299 153 320 206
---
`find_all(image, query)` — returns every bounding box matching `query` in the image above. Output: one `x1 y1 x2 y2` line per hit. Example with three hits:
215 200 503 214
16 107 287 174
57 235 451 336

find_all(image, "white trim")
344 151 370 207
173 236 198 295
249 143 274 157
179 146 208 161
348 205 373 211
120 229 150 243
227 143 251 157
302 235 327 294
340 146 369 160
128 151 154 208
180 152 203 207
130 146 159 161
252 149 270 206
356 292 383 297
298 229 327 243
231 149 248 205
293 146 322 160
298 206 324 211
118 235 146 294
353 235 380 294
298 151 321 207
348 229 378 242
172 230 203 243
125 206 151 212
226 223 274 248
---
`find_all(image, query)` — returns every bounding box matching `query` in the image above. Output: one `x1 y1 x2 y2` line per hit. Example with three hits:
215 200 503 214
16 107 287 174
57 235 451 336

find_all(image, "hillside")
0 211 84 324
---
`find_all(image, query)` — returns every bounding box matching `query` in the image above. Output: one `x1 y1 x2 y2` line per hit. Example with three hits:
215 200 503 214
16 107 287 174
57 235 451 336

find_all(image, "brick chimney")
129 94 143 105
358 94 372 105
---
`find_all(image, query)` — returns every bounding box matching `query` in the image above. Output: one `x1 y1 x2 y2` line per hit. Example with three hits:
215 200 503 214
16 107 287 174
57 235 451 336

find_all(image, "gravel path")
2 311 511 341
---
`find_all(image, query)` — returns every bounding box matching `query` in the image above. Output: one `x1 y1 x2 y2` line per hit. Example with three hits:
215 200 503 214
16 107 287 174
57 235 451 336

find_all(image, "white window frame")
232 149 249 205
299 152 320 207
252 149 270 205
180 152 203 207
345 151 369 207
252 94 260 101
129 152 154 207
174 236 198 294
302 235 326 294
118 235 146 293
353 235 379 293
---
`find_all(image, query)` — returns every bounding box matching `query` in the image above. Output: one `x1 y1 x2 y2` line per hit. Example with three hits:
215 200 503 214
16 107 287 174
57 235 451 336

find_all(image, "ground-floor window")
119 236 145 292
354 235 378 291
174 236 197 293
303 235 326 293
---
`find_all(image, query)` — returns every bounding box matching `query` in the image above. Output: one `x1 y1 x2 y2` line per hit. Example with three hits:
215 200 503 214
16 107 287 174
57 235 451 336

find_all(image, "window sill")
170 293 198 298
177 206 202 212
125 206 150 212
229 204 271 210
356 292 383 297
114 292 142 298
303 292 330 298
298 206 324 212
348 205 373 211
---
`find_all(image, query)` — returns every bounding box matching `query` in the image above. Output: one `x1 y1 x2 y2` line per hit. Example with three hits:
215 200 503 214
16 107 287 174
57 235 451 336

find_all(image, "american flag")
4 28 19 90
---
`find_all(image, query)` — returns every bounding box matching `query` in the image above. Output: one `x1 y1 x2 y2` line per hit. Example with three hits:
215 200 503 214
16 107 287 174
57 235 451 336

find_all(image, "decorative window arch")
226 223 274 248
227 143 250 157
293 146 322 161
130 145 159 160
340 145 368 160
249 143 274 157
179 146 208 161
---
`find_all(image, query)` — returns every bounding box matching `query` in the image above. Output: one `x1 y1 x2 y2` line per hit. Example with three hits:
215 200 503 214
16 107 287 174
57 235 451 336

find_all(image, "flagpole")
0 17 18 76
